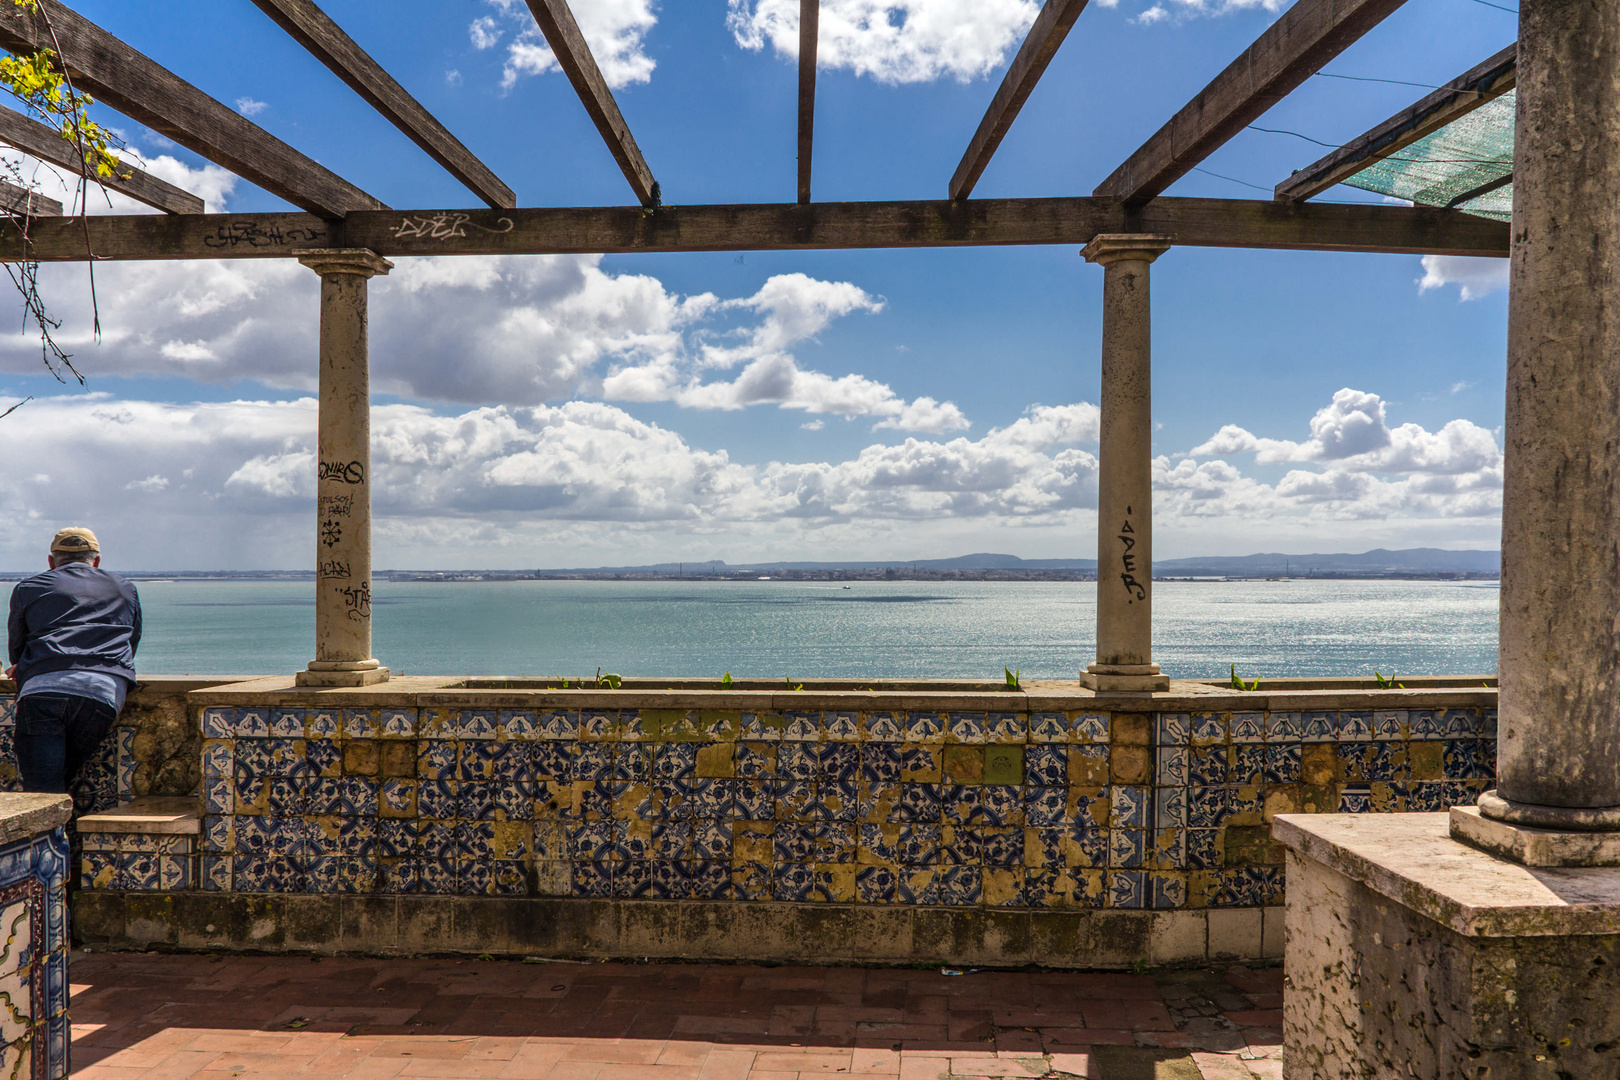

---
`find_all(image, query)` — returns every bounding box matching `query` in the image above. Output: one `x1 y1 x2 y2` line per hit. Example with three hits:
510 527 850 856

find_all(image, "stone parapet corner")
78 796 200 835
0 792 73 847
1274 812 1620 938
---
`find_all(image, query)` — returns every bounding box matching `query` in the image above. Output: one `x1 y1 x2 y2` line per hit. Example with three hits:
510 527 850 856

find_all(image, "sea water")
106 578 1498 681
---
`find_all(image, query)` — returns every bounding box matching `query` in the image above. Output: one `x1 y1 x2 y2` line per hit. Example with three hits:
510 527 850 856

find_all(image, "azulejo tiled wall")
0 825 72 1080
0 695 132 815
187 701 1494 910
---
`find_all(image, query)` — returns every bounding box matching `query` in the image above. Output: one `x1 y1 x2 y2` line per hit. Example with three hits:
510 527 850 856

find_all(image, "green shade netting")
1341 90 1514 221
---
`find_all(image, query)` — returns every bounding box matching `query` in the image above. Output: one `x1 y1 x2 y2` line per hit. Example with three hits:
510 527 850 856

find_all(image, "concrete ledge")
1274 811 1620 937
72 891 1283 967
0 793 73 847
79 797 200 835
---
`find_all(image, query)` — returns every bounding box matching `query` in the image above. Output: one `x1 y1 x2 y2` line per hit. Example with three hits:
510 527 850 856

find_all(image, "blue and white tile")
1230 712 1264 743
1107 870 1146 909
1337 711 1373 741
1300 712 1336 743
1373 710 1407 740
1074 714 1110 744
782 713 821 742
1111 785 1151 828
825 712 860 741
1028 713 1069 744
200 707 235 739
1024 746 1068 787
1155 746 1188 787
986 713 1026 744
201 742 234 779
1108 828 1146 869
459 710 498 740
1190 714 1226 747
380 708 418 737
1264 711 1302 742
861 712 903 743
234 707 270 738
269 708 305 737
538 710 578 740
1153 713 1189 747
1153 786 1186 830
946 713 987 744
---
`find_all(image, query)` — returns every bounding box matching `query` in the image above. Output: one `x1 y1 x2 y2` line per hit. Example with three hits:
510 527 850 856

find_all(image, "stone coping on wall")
1274 812 1620 937
0 793 72 847
187 675 1498 714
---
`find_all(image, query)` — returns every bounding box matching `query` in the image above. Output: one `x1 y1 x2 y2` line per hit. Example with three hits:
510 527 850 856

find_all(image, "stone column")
294 249 393 689
1464 0 1620 835
1079 235 1171 694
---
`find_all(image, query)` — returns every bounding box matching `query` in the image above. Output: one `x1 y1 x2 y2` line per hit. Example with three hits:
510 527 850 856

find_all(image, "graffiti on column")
319 460 366 484
319 559 351 579
1119 505 1146 604
337 583 372 623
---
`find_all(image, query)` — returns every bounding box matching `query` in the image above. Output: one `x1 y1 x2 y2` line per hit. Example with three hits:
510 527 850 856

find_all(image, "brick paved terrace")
68 954 1282 1080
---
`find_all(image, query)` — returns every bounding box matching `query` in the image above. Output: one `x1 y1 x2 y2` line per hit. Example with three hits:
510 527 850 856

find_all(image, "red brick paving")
69 953 1284 1080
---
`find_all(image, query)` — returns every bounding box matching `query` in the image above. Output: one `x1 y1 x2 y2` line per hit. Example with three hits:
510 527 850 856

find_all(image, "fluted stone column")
1463 0 1620 841
295 249 392 689
1079 235 1171 694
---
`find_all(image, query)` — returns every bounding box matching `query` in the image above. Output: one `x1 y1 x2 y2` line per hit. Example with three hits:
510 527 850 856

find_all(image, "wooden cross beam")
522 0 659 207
1276 44 1516 203
250 0 515 209
0 1 383 218
0 179 61 216
0 197 1508 263
798 0 818 205
0 105 203 214
949 0 1088 202
1095 0 1409 206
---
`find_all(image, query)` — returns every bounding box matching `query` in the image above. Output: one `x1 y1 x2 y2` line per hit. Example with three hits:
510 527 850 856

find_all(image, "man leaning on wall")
4 528 142 798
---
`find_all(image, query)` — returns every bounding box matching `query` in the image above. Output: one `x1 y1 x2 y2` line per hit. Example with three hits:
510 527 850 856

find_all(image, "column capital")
298 248 393 278
1081 233 1173 267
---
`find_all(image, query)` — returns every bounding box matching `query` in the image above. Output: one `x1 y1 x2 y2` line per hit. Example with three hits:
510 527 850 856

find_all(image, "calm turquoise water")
91 578 1499 681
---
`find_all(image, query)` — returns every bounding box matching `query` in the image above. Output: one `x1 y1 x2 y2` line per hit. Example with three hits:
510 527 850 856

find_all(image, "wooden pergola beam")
522 0 659 207
0 105 203 214
1276 44 1516 203
949 0 1088 202
0 2 383 218
0 179 60 216
797 0 818 205
1095 0 1409 206
0 197 1508 262
249 0 514 209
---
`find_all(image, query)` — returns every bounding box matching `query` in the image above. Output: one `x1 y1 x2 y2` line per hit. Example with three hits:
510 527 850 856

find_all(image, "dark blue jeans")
15 692 118 794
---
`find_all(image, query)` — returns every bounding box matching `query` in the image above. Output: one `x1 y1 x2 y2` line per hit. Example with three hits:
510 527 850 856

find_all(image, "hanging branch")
0 0 126 385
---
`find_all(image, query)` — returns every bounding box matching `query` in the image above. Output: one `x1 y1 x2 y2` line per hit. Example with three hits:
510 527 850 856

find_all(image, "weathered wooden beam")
0 105 203 214
1096 0 1409 206
797 0 818 205
0 179 60 216
0 197 1508 262
249 0 514 209
949 0 1088 202
1276 44 1516 202
521 0 659 207
0 1 383 217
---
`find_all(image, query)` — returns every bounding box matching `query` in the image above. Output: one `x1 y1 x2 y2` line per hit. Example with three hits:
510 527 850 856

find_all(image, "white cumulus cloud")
474 0 657 90
727 0 1041 84
1418 255 1510 301
0 256 963 432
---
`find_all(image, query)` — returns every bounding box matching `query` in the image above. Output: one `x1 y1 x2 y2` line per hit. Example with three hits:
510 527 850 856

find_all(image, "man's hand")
2 665 13 682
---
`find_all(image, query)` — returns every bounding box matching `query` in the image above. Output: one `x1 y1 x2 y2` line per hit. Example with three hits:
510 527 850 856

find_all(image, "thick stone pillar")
1080 235 1171 694
295 249 392 689
1468 0 1620 834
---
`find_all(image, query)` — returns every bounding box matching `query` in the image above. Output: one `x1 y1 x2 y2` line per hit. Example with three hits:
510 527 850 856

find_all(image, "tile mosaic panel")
179 701 1494 913
0 825 71 1080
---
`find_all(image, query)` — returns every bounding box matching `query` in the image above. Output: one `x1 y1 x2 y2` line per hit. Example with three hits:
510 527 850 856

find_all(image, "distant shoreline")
0 570 1500 583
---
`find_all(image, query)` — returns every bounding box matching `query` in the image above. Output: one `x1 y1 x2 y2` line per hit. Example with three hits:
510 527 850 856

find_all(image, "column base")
1079 663 1169 693
296 664 391 688
1451 803 1620 866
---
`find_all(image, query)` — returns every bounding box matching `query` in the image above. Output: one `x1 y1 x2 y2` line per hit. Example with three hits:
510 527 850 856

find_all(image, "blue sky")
0 0 1514 570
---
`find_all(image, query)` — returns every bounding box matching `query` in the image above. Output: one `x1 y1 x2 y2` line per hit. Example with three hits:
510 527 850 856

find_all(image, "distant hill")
1155 548 1499 576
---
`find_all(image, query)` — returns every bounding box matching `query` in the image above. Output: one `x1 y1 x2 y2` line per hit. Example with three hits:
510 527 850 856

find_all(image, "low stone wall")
0 679 253 813
53 674 1499 965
